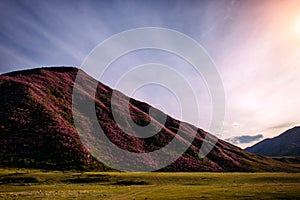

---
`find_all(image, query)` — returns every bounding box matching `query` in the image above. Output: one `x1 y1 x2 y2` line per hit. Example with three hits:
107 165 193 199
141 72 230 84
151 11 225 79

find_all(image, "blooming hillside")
0 67 299 172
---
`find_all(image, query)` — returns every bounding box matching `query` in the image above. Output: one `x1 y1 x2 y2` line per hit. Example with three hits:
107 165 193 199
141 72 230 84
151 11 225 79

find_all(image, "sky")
1 0 300 148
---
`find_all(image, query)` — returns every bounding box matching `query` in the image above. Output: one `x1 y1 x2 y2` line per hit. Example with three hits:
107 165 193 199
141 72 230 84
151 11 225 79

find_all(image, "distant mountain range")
245 127 300 156
0 67 299 172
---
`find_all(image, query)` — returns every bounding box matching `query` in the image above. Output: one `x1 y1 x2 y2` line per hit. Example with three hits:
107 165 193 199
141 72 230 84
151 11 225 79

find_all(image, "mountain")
0 67 299 172
245 127 300 156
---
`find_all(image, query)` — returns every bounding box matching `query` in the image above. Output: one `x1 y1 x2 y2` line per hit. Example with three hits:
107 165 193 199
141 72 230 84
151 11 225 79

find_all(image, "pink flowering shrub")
0 67 250 171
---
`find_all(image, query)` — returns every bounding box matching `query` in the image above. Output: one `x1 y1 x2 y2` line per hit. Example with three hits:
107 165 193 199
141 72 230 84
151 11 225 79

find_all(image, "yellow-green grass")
0 168 299 199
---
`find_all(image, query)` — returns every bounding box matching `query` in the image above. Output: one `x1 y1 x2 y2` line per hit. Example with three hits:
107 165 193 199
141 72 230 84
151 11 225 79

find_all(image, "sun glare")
292 16 300 34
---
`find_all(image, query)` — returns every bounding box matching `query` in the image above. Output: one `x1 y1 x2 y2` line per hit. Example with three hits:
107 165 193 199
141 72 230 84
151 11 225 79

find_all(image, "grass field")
0 168 299 199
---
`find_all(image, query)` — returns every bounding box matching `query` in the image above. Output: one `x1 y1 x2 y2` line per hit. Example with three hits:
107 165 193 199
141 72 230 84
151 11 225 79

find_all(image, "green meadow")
0 168 299 199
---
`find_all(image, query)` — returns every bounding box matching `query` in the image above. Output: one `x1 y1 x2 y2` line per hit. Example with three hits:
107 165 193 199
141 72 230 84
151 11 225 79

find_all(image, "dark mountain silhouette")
0 67 299 172
245 127 300 156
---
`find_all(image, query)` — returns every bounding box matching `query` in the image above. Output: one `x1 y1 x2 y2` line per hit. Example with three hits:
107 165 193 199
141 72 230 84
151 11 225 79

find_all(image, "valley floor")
0 168 299 199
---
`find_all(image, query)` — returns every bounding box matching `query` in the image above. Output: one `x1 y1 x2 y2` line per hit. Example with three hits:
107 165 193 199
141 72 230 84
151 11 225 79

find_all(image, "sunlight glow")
292 16 300 34
241 94 260 111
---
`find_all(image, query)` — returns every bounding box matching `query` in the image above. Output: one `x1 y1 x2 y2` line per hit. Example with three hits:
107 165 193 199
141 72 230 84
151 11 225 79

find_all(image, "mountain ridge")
245 126 300 156
0 66 299 172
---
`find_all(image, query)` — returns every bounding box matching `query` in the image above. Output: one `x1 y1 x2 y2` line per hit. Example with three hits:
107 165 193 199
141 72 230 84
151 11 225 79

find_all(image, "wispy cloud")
225 134 263 145
215 0 300 145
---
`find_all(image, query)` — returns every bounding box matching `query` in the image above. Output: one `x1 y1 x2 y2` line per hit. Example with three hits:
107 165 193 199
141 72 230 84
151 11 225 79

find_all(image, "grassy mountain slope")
0 67 299 172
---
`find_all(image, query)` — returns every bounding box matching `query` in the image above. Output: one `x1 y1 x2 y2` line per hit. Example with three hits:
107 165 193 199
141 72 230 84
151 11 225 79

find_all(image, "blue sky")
1 0 300 148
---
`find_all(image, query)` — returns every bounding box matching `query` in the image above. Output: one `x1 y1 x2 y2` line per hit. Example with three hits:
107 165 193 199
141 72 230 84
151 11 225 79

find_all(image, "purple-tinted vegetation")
1 67 297 172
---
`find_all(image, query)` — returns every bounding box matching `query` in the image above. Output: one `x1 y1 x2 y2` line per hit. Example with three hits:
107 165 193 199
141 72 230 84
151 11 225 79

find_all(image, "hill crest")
0 67 299 172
